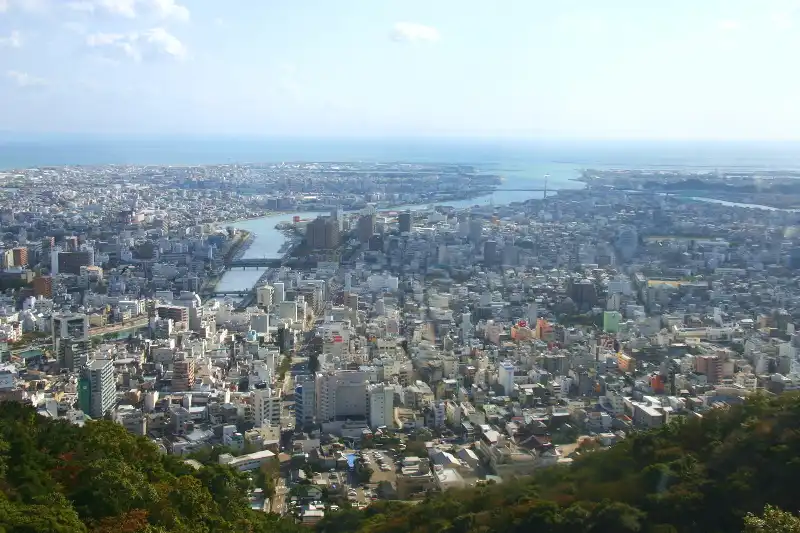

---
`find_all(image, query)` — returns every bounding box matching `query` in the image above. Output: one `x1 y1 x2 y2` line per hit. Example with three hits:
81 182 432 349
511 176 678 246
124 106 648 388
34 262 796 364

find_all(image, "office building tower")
50 246 60 275
357 214 375 244
157 305 189 325
315 370 369 423
469 218 483 244
11 247 27 268
250 312 270 334
0 249 12 269
64 236 79 251
616 226 639 261
461 311 473 339
33 275 53 298
57 250 94 275
458 214 469 237
398 211 412 234
256 285 274 308
306 216 340 250
79 358 116 418
483 240 498 266
53 313 90 371
526 302 538 325
253 387 283 427
172 355 195 392
345 292 359 312
368 384 394 429
295 374 316 428
331 207 344 231
273 282 285 304
498 361 514 396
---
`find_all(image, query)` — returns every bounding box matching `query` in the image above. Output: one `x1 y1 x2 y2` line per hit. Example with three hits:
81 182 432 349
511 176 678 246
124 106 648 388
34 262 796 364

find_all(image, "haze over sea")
4 137 800 172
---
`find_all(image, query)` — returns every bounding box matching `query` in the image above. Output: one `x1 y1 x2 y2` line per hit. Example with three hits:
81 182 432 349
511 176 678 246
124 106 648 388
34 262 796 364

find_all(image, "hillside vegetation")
0 401 302 533
3 394 800 532
317 394 800 533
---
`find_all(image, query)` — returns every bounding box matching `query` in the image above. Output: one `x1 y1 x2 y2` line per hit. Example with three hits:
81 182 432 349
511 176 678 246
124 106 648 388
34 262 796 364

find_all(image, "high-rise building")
256 285 274 308
0 249 13 269
469 218 483 244
52 313 90 371
253 387 283 427
157 305 189 325
616 227 639 261
32 275 53 298
272 282 285 304
368 384 394 429
11 247 27 268
50 246 60 275
345 292 359 312
295 374 316 428
483 240 498 266
250 312 270 334
398 211 412 234
357 214 375 244
79 358 116 418
306 216 340 250
57 250 94 275
315 370 369 423
498 361 515 396
172 355 195 392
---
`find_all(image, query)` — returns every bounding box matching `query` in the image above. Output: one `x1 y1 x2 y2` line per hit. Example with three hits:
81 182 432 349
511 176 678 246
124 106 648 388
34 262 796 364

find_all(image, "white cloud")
6 70 46 87
0 30 22 48
66 1 96 13
86 27 186 61
390 22 440 43
66 0 188 20
149 0 188 21
718 19 741 31
0 0 50 13
142 27 186 58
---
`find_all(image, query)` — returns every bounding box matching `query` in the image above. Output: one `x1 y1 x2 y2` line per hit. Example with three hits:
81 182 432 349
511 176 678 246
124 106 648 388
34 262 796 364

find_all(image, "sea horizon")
3 136 800 171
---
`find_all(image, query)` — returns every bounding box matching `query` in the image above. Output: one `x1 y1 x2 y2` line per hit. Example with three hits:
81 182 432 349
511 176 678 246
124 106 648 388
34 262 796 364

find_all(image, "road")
88 317 149 337
271 478 288 515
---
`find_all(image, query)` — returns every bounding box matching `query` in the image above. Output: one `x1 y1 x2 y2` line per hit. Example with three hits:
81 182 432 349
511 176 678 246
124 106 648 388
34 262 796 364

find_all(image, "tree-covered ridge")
0 401 301 533
317 394 800 533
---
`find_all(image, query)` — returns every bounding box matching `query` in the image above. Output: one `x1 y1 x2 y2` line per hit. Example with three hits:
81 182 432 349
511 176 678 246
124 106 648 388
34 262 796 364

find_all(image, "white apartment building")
368 383 394 429
252 387 283 428
498 361 514 396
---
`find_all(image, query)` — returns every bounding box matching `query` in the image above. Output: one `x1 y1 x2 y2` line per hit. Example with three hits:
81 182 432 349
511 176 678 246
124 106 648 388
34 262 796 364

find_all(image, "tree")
253 456 281 499
355 463 373 484
743 505 800 533
0 402 306 533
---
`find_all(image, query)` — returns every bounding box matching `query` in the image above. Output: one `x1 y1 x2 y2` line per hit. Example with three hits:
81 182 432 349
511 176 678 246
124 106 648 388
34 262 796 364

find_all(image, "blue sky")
0 0 797 139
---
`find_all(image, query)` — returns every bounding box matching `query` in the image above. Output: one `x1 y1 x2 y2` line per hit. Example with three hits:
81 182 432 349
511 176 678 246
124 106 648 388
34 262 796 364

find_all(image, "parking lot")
361 449 397 484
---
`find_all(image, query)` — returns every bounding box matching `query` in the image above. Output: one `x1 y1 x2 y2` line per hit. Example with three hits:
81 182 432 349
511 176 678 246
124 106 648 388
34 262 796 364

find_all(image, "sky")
0 0 799 139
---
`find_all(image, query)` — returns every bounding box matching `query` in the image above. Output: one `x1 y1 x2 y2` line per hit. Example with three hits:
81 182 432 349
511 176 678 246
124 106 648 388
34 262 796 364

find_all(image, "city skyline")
1 0 798 139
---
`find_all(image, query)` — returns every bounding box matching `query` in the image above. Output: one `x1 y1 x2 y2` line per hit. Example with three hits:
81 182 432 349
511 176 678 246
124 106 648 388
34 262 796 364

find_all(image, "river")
215 165 585 292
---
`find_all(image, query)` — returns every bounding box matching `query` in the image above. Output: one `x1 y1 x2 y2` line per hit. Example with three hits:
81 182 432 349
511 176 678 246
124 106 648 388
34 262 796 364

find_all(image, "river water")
215 164 585 292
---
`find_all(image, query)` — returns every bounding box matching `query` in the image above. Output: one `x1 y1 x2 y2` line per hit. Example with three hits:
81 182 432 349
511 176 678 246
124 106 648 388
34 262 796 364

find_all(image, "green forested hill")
0 401 302 533
4 394 800 533
316 394 800 533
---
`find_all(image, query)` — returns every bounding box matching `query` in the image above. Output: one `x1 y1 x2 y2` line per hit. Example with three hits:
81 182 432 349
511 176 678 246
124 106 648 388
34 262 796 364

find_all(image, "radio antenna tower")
543 174 549 200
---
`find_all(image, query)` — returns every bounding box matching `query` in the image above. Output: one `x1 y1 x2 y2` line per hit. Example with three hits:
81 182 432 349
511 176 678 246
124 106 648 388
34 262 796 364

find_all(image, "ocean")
4 137 800 171
7 137 800 208
4 136 799 294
